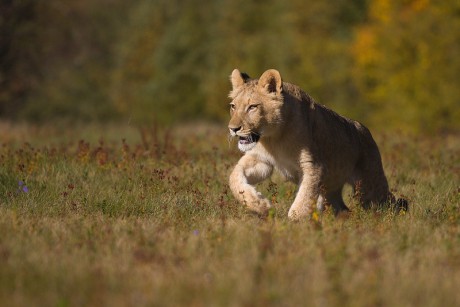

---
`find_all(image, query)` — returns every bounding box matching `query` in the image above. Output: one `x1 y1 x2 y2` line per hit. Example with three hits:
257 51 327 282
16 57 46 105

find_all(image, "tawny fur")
228 68 406 220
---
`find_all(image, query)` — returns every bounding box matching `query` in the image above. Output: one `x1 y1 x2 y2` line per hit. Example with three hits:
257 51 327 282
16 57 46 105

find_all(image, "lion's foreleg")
229 154 273 215
288 165 321 221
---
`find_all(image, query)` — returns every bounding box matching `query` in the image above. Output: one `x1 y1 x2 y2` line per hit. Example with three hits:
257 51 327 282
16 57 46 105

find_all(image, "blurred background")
1 0 459 133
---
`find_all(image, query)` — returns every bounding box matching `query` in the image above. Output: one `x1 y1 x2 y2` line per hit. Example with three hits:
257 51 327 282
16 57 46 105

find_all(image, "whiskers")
228 134 236 148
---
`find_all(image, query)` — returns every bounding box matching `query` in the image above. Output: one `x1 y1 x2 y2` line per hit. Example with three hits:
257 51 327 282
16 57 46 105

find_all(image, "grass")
0 121 459 307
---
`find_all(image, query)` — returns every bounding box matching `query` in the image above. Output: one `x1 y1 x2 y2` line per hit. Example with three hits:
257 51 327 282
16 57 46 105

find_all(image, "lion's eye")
229 103 236 111
248 104 258 112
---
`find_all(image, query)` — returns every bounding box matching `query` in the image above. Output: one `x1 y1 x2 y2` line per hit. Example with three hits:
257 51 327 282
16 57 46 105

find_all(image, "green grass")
0 121 459 307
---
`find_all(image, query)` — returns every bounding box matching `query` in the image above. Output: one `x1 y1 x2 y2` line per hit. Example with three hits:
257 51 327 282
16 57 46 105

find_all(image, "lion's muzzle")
236 132 260 152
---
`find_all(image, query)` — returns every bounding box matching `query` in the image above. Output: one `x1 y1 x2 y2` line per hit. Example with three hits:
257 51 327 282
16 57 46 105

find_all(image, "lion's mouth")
238 133 260 145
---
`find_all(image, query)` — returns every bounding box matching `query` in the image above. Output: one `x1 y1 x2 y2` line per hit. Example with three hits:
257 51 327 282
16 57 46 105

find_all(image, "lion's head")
228 69 284 152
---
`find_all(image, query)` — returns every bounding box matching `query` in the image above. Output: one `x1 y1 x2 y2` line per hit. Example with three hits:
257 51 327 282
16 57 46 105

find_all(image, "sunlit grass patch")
0 122 459 306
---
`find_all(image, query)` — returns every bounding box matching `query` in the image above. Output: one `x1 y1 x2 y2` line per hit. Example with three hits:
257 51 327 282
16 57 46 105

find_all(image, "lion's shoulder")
282 82 314 105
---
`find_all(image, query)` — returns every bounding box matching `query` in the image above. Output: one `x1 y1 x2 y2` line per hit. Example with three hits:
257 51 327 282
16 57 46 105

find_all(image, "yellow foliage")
411 0 429 12
311 211 320 222
351 0 460 133
370 0 393 24
351 27 380 67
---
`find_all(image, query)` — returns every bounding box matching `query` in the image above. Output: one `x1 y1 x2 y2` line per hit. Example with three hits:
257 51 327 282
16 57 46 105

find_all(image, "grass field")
0 121 459 307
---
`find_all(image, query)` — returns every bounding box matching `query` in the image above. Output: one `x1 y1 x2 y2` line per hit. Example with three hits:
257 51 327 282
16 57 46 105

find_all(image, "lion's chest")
256 143 302 183
276 163 300 183
272 153 302 183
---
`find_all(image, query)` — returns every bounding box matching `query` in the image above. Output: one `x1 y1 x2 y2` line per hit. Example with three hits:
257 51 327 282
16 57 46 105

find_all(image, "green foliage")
0 122 459 306
0 0 459 132
0 1 130 121
0 0 40 118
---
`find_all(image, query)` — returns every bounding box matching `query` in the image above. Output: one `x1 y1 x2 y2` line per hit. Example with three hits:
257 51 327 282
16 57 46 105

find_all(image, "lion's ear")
230 69 250 89
258 69 282 94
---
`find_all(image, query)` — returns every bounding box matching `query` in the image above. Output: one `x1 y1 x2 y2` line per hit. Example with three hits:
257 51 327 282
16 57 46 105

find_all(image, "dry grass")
0 121 459 306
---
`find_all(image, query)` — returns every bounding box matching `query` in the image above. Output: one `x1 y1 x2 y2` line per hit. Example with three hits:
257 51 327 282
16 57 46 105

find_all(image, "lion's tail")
394 197 409 213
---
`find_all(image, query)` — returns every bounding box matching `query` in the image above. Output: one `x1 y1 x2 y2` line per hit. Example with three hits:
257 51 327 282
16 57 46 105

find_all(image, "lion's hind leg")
354 178 408 213
229 154 274 216
351 167 408 212
351 172 391 210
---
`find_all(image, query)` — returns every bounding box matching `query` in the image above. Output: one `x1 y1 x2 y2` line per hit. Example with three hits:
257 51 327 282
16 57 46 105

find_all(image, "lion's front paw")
287 204 313 221
247 197 272 217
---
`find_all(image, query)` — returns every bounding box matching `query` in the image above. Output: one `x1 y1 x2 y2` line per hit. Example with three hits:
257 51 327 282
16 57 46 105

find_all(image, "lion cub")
228 68 407 220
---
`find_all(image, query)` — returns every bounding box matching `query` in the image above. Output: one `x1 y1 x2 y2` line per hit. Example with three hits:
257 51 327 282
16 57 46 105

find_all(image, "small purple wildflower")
18 180 29 193
193 229 199 236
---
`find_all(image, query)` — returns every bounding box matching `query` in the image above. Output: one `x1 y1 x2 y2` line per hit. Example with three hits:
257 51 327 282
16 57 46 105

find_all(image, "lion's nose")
229 126 242 135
